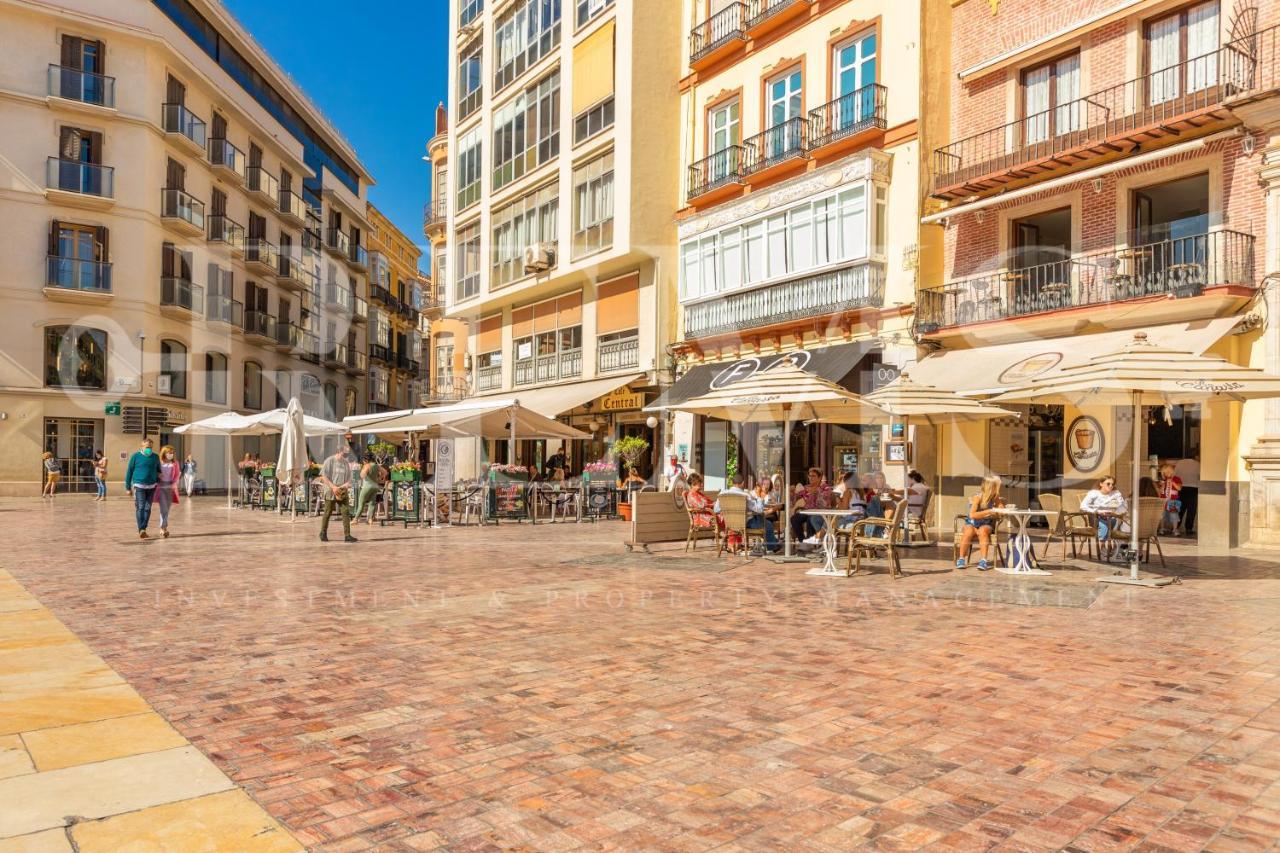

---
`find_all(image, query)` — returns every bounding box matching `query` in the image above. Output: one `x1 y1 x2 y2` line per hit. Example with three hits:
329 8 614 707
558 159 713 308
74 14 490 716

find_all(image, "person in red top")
790 468 834 543
1158 461 1183 536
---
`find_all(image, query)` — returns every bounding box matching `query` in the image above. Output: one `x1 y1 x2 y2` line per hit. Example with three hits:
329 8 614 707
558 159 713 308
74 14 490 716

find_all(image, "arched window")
43 325 107 389
205 352 227 404
159 339 187 398
323 382 338 419
243 361 262 410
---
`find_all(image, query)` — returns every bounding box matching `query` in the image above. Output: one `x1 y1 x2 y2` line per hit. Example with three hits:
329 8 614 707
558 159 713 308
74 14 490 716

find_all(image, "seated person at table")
624 466 647 490
748 478 781 554
713 473 753 552
1080 474 1128 540
791 468 834 545
684 473 716 532
956 475 1005 571
906 470 929 519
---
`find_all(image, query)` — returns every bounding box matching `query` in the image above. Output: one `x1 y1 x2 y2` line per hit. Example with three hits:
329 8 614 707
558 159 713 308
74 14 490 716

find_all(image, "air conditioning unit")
523 243 555 274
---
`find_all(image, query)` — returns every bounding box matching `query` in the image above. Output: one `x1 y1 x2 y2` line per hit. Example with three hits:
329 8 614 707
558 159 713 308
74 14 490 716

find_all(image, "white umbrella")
242 408 348 437
175 412 277 508
989 332 1280 586
276 398 308 522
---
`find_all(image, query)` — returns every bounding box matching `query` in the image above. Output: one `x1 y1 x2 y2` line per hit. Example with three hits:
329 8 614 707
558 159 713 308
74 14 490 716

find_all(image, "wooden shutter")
249 143 262 168
279 297 292 323
572 20 615 115
49 221 61 256
596 273 639 334
95 226 108 261
212 113 227 138
211 188 226 216
166 158 184 189
280 169 292 193
162 243 176 277
61 36 81 69
179 250 192 281
166 75 184 104
208 263 220 294
85 131 102 164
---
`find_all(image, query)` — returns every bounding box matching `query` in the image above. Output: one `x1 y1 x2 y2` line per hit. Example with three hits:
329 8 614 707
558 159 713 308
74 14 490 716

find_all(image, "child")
957 475 1004 571
1158 462 1183 536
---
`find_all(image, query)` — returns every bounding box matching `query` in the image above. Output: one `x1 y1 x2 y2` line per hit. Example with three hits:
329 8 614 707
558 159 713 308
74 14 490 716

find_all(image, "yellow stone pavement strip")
0 569 301 851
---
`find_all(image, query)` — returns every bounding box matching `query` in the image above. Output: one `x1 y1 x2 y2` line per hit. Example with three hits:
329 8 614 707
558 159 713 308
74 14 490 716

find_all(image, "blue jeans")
95 476 106 498
133 487 154 532
747 514 778 551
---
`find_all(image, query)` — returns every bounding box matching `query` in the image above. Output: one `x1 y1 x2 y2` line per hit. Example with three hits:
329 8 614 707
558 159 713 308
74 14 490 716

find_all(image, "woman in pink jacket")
153 445 181 538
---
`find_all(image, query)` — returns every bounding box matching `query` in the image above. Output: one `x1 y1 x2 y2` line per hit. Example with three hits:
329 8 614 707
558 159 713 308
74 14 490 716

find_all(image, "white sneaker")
802 535 823 546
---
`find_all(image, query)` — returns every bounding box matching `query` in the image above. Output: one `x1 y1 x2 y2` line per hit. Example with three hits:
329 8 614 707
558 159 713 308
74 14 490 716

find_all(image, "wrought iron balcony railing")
808 84 887 148
597 335 640 373
690 2 748 64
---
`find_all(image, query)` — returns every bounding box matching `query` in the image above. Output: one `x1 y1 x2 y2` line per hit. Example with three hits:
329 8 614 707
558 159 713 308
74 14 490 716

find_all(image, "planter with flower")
582 459 618 485
389 460 421 482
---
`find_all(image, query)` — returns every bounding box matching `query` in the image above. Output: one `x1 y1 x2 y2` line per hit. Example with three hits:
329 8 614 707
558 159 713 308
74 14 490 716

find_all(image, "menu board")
990 424 1029 474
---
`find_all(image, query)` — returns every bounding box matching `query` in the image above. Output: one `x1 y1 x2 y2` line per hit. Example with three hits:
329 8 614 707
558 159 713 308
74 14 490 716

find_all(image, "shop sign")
600 386 645 412
1066 415 1105 473
710 352 812 390
998 352 1063 386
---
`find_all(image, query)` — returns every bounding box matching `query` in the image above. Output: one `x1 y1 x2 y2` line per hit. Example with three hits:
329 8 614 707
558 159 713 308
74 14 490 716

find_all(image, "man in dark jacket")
124 439 160 539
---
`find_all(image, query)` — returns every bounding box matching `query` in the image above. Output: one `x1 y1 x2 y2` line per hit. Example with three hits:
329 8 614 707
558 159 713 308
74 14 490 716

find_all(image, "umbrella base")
1098 574 1177 588
766 555 815 564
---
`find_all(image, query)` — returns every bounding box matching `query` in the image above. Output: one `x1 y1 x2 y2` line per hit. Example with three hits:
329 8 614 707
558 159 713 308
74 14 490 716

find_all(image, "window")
458 41 483 120
492 184 559 286
576 0 613 27
572 151 614 258
1022 52 1080 145
435 245 448 289
1147 1 1219 105
323 382 338 419
832 31 879 129
679 183 875 300
205 352 227 404
435 342 455 390
48 221 108 291
243 361 262 409
573 95 614 144
43 326 106 389
159 339 187 398
709 99 740 153
372 310 392 348
456 223 481 300
459 0 483 27
765 68 804 158
494 0 562 92
492 71 561 190
456 127 482 211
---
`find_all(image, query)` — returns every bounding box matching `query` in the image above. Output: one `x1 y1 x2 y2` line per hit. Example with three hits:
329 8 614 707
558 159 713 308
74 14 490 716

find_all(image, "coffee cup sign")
1066 415 1105 473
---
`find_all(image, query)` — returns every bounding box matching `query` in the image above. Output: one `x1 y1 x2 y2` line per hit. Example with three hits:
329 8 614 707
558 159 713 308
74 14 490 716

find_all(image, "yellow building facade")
365 204 425 413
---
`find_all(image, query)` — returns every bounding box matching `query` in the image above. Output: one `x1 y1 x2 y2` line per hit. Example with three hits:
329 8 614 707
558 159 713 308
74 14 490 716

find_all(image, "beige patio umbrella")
646 359 886 557
989 332 1280 586
807 371 1020 544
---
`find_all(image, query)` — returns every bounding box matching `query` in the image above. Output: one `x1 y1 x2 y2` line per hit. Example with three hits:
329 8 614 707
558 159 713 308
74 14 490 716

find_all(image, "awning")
649 341 880 409
907 317 1242 396
468 373 644 418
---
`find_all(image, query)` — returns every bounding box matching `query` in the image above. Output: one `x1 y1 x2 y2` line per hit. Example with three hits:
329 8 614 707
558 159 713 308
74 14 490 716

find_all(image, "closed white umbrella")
989 332 1280 586
276 398 308 522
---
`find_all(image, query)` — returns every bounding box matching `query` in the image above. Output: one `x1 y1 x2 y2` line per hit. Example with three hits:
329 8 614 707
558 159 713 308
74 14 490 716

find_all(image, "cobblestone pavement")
6 496 1280 851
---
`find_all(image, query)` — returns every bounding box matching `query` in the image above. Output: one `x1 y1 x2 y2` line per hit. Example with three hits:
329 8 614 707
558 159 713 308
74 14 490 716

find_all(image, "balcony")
742 117 808 179
683 260 886 340
514 358 534 386
597 335 640 373
370 283 394 307
323 283 353 314
477 365 502 392
245 239 278 276
246 167 278 206
207 215 245 256
428 374 470 402
351 295 369 324
47 65 115 110
423 201 447 238
206 293 244 330
276 254 307 291
533 349 582 384
243 310 276 345
159 277 203 319
274 321 304 353
808 84 887 152
208 138 246 183
300 333 321 364
931 37 1262 201
745 0 812 35
45 158 113 205
278 189 306 226
370 344 392 365
161 103 206 154
324 227 350 259
323 341 348 369
690 2 748 68
345 349 368 376
917 230 1256 332
346 242 368 272
687 146 748 203
396 352 422 375
160 188 205 237
45 256 111 302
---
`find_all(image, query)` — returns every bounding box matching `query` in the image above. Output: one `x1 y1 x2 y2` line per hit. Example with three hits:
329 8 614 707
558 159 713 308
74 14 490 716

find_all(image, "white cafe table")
990 507 1052 576
800 509 853 577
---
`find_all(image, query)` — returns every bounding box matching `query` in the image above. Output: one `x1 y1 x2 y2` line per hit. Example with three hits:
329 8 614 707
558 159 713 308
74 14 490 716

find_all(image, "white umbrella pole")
902 415 911 541
783 416 793 558
226 434 233 510
1129 391 1141 580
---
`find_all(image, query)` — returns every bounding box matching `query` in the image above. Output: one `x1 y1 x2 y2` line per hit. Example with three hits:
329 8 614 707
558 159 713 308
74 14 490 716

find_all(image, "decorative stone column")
1245 138 1280 546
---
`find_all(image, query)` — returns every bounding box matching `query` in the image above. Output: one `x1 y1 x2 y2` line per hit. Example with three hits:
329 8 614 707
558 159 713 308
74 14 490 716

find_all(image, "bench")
624 489 719 552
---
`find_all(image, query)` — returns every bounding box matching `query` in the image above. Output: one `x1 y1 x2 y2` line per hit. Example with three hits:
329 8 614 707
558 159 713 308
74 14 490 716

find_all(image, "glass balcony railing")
348 243 368 268
206 293 244 327
278 189 306 221
243 310 276 340
325 228 351 255
47 64 115 107
161 188 205 230
207 215 245 252
161 277 203 314
46 157 113 198
208 138 246 178
246 166 278 199
161 103 206 148
46 256 112 294
245 239 278 270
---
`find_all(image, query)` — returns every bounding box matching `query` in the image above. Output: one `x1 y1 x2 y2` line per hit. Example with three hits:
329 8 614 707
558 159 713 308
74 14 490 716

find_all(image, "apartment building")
366 204 425 413
0 0 375 495
444 0 682 476
423 101 470 406
914 0 1280 547
660 0 938 489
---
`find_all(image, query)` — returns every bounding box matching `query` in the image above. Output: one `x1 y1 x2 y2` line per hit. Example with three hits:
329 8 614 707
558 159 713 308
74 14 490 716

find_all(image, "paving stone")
22 712 189 772
70 789 300 851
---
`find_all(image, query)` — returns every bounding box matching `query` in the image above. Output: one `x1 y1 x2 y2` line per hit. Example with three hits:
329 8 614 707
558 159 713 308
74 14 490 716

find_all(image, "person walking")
41 452 61 498
181 453 198 497
124 439 160 539
152 446 181 538
352 453 379 524
92 450 108 501
318 446 357 543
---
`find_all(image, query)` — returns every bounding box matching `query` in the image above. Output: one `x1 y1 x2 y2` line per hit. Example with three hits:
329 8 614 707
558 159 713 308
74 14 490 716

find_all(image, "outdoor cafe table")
990 507 1052 576
801 508 852 577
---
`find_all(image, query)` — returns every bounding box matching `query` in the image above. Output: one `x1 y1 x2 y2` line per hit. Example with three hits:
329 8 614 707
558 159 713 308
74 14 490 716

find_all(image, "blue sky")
223 0 450 273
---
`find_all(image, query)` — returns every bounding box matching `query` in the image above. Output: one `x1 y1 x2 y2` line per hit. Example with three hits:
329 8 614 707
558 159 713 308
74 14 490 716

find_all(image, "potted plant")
389 460 421 482
613 436 650 522
582 459 617 484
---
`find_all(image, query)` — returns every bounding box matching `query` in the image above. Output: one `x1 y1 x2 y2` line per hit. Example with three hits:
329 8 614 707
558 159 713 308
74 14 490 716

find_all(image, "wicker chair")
905 488 932 543
684 497 719 551
1134 496 1167 568
716 493 749 557
951 513 1008 565
846 500 909 578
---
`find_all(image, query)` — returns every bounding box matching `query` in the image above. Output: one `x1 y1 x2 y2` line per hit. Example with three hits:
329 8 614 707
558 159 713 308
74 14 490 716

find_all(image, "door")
618 422 655 481
53 222 105 290
59 127 101 193
1022 53 1079 145
60 36 104 103
43 418 103 493
1147 2 1219 105
766 69 803 157
833 31 877 128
